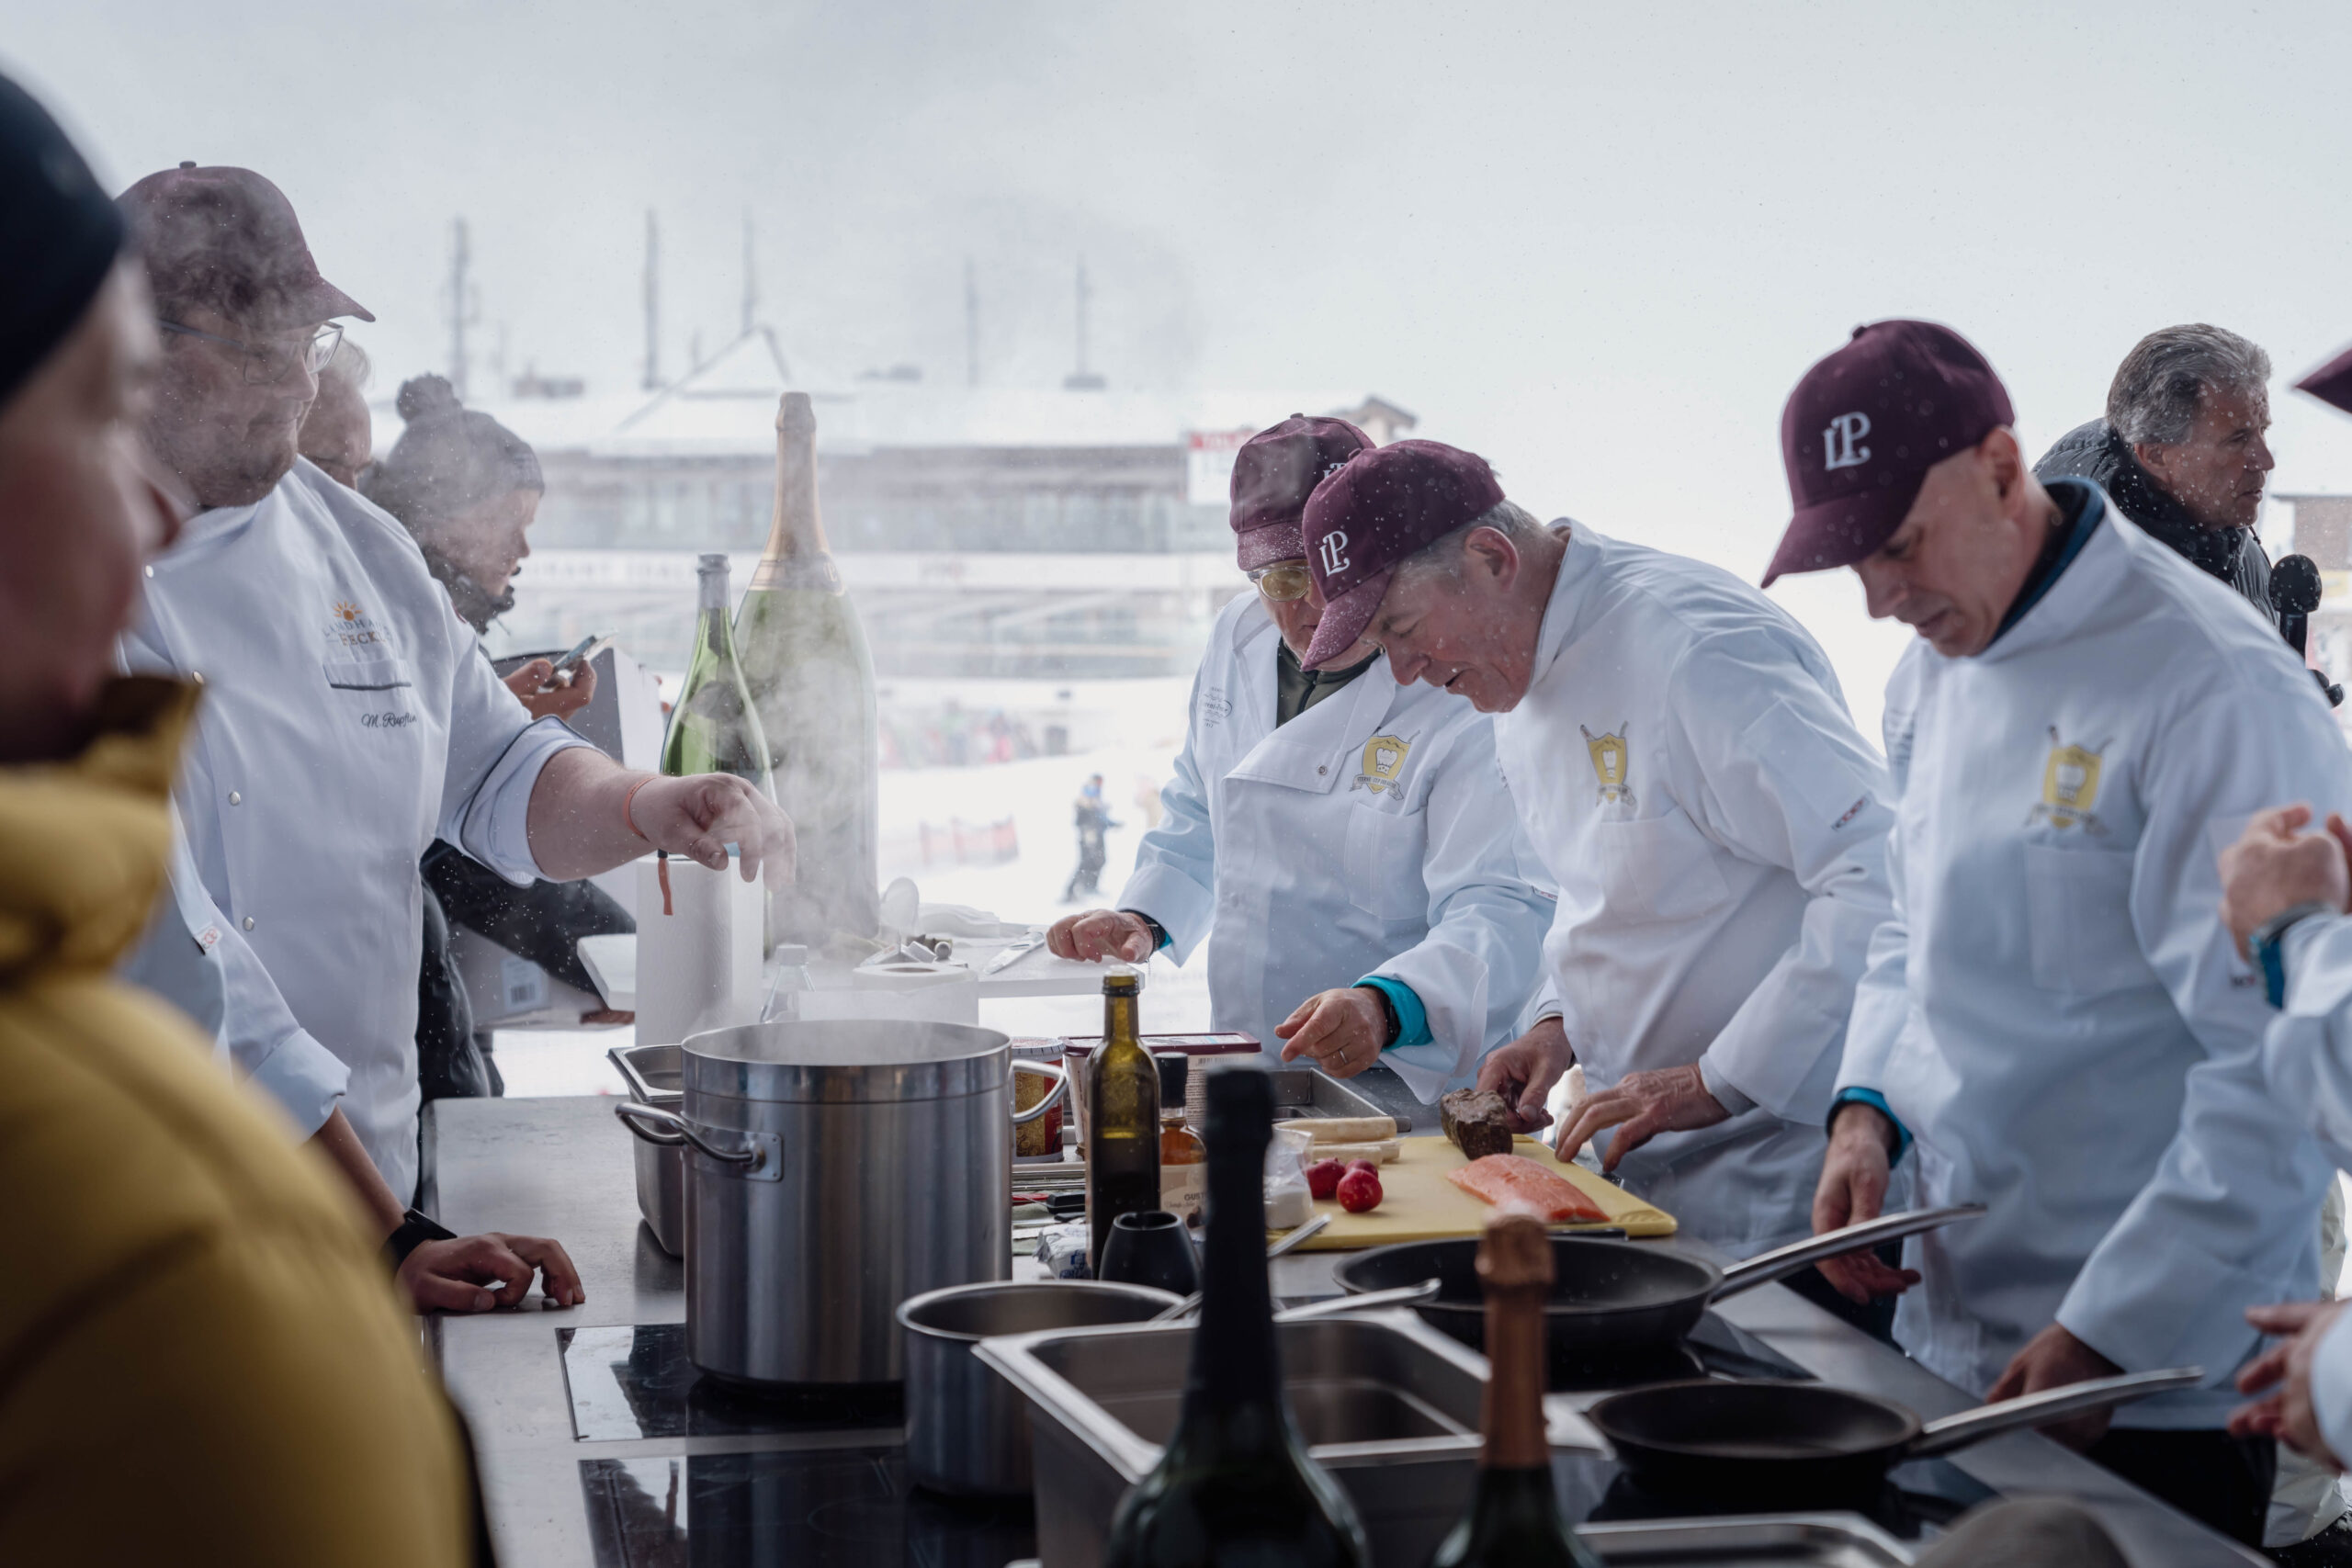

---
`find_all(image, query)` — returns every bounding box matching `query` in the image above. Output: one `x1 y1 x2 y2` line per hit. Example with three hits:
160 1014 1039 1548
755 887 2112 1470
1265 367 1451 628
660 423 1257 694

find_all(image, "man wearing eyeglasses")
1048 415 1550 1098
111 164 793 1314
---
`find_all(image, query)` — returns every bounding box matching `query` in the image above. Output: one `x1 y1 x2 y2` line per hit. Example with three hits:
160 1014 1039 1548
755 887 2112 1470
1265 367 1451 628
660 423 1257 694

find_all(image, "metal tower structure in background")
1064 255 1104 390
444 217 478 400
741 212 758 338
641 209 662 392
965 256 979 387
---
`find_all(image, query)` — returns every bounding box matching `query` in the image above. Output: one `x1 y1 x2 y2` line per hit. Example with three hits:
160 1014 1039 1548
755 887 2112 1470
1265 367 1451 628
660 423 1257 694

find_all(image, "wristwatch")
2252 901 2336 1010
1354 982 1403 1048
383 1206 458 1269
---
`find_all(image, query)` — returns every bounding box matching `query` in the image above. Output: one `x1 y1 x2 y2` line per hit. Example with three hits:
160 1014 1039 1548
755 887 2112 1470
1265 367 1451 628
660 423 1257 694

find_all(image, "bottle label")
749 555 843 593
1161 1162 1204 1223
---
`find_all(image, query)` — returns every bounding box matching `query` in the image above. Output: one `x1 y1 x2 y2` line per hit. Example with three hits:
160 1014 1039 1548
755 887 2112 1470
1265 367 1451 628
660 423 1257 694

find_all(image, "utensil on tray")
1589 1368 2203 1506
1332 1204 1985 1375
898 1280 1181 1497
1151 1213 1331 1321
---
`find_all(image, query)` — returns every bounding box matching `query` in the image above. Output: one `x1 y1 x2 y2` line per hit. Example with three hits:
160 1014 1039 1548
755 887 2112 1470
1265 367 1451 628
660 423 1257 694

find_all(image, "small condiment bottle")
1156 1052 1206 1224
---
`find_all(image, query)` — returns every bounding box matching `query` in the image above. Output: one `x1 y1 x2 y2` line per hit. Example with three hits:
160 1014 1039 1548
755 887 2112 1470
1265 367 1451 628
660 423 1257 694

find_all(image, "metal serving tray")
976 1308 1599 1568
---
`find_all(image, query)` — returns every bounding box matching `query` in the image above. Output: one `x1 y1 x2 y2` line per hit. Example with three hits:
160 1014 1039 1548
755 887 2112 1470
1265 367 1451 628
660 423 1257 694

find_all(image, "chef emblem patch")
1352 732 1414 794
1581 723 1634 807
2029 727 2109 835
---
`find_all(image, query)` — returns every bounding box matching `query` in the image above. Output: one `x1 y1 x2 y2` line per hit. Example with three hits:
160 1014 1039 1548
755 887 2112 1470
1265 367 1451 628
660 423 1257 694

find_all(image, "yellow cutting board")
1283 1135 1676 1251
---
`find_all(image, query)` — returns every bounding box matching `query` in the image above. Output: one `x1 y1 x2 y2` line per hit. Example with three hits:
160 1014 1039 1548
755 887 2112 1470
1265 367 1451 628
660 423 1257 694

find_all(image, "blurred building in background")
459 327 1416 694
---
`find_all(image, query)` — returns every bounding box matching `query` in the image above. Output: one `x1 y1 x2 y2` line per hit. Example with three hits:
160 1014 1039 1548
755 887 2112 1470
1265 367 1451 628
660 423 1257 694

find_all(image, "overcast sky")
14 0 2352 717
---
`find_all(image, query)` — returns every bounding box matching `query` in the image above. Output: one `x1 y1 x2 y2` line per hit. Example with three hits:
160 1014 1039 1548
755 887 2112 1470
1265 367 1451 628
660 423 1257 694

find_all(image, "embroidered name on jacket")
2029 726 2109 835
1580 723 1634 807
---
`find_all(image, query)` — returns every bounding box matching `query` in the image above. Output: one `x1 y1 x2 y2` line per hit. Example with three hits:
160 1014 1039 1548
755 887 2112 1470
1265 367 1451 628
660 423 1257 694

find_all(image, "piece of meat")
1439 1088 1515 1161
1446 1154 1610 1224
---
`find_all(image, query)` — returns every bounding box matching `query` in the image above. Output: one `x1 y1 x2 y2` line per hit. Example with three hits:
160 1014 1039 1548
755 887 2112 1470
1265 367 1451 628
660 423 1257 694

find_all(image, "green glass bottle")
732 391 880 945
1427 1212 1603 1568
1101 1065 1369 1568
1086 973 1160 1264
660 553 776 799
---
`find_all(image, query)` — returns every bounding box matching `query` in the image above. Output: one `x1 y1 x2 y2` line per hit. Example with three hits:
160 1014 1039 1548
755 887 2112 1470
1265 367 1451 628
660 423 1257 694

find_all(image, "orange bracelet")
624 774 655 840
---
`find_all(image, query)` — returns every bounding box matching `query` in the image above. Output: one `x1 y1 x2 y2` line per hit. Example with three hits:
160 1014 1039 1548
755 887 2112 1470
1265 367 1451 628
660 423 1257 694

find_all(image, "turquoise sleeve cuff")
1833 1087 1912 1166
1355 975 1432 1049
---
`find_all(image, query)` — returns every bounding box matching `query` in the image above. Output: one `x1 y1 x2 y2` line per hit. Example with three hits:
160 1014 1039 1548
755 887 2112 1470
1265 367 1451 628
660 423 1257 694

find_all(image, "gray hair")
318 334 370 392
2106 324 2271 447
1390 498 1549 592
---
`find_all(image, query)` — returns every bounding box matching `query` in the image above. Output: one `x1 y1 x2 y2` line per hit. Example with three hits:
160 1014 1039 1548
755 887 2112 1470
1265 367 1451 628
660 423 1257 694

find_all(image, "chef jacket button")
190 670 204 684
228 791 243 806
242 916 255 931
144 565 155 578
1318 765 1328 774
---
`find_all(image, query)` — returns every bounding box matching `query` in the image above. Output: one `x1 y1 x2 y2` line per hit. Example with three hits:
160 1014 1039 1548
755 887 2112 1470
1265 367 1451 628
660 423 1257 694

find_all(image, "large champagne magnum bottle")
1102 1066 1369 1568
733 391 879 944
1428 1213 1602 1568
661 553 776 797
1086 973 1160 1263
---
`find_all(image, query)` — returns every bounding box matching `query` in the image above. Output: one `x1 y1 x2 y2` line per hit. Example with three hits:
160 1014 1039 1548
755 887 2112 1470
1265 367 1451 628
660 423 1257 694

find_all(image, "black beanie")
361 374 544 530
0 72 125 410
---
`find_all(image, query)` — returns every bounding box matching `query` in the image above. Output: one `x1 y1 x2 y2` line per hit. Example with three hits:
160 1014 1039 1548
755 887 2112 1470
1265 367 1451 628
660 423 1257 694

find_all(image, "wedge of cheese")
1275 1116 1398 1145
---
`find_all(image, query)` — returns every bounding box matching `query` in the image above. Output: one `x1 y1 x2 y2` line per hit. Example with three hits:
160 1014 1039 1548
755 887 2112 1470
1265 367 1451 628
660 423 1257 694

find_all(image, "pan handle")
1275 1280 1442 1323
1907 1368 2206 1459
613 1100 767 1170
1711 1204 1988 1302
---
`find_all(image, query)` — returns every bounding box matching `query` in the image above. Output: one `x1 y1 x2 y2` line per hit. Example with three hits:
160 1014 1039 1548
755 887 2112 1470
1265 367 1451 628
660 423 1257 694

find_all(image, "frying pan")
1589 1369 2203 1506
1331 1205 1984 1373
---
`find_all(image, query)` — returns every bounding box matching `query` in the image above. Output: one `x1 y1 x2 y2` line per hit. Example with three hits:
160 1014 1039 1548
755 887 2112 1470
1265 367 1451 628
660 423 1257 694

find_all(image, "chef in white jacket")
1774 320 2346 1548
1296 439 1895 1272
114 162 790 1310
1051 416 1550 1098
2213 806 2352 1473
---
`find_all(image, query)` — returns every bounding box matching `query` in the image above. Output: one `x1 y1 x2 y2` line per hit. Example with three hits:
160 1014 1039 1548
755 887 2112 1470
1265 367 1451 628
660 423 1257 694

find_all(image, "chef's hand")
1476 1019 1573 1133
2218 805 2352 956
1275 987 1391 1079
503 658 598 722
1988 1325 2125 1450
1048 908 1155 964
1554 1064 1730 1172
2231 1300 2347 1467
399 1232 586 1314
1811 1103 1920 1304
629 773 796 885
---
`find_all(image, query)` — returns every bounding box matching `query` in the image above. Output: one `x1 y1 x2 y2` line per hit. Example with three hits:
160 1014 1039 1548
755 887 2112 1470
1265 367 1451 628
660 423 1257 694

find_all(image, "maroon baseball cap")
1228 413 1374 570
1300 439 1505 669
117 163 372 329
1764 320 2013 585
2296 342 2352 417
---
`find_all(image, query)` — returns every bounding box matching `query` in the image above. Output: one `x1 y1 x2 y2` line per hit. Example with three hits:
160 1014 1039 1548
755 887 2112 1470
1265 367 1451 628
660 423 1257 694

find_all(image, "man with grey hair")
2036 323 2278 622
297 334 371 488
1298 440 1898 1304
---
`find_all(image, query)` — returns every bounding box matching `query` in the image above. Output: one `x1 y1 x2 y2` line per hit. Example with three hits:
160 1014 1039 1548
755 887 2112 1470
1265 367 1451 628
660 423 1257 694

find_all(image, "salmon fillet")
1446 1153 1610 1224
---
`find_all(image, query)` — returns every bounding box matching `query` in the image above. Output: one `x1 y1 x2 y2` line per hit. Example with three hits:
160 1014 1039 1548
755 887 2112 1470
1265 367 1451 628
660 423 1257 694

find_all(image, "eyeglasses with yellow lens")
1249 563 1314 602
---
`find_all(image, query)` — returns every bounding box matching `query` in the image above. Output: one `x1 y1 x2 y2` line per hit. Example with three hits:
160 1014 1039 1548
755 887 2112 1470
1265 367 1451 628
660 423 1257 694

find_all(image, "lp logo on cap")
1318 529 1351 574
1823 412 1872 472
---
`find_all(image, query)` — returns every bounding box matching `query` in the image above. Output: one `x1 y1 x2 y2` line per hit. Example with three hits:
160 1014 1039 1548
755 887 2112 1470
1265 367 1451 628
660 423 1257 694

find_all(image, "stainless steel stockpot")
617 1019 1064 1387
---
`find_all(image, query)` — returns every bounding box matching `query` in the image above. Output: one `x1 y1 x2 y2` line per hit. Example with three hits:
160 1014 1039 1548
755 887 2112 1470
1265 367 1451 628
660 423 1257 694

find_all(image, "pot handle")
613 1100 766 1170
1907 1368 2206 1459
1275 1280 1442 1323
1711 1203 1988 1302
1011 1060 1069 1125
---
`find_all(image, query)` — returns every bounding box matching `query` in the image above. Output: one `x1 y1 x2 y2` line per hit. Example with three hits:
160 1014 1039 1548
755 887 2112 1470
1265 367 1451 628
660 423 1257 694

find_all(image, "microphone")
2270 555 2344 707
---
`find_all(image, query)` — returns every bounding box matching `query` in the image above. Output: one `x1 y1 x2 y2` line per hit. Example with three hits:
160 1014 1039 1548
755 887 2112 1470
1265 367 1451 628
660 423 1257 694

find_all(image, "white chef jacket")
1117 594 1552 1098
1497 524 1895 1257
2258 915 2352 1462
117 803 352 1135
119 461 590 1202
1839 485 2344 1427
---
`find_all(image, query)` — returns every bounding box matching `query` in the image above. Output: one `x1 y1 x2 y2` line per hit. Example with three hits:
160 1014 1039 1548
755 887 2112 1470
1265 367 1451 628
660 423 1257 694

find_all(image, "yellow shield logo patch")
1351 733 1413 794
2030 727 2109 834
1580 723 1635 807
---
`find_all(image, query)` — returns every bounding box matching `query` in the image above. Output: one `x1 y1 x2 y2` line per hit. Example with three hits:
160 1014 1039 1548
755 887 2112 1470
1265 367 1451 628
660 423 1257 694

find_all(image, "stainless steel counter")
425 1094 2266 1567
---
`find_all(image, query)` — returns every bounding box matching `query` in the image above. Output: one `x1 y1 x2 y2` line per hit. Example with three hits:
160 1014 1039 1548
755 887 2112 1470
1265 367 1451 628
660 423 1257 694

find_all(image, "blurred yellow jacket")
0 678 473 1565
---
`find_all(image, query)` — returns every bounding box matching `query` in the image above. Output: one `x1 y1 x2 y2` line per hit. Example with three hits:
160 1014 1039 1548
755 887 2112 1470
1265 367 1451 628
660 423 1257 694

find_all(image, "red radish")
1337 1168 1384 1213
1345 1158 1377 1175
1306 1159 1344 1200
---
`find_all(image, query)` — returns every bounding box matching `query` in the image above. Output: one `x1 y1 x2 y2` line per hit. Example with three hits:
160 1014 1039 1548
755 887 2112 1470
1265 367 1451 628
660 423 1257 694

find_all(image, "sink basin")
976 1309 1600 1568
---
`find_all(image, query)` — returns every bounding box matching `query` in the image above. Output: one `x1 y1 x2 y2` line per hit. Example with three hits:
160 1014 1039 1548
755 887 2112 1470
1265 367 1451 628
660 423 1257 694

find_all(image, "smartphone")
549 632 615 677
